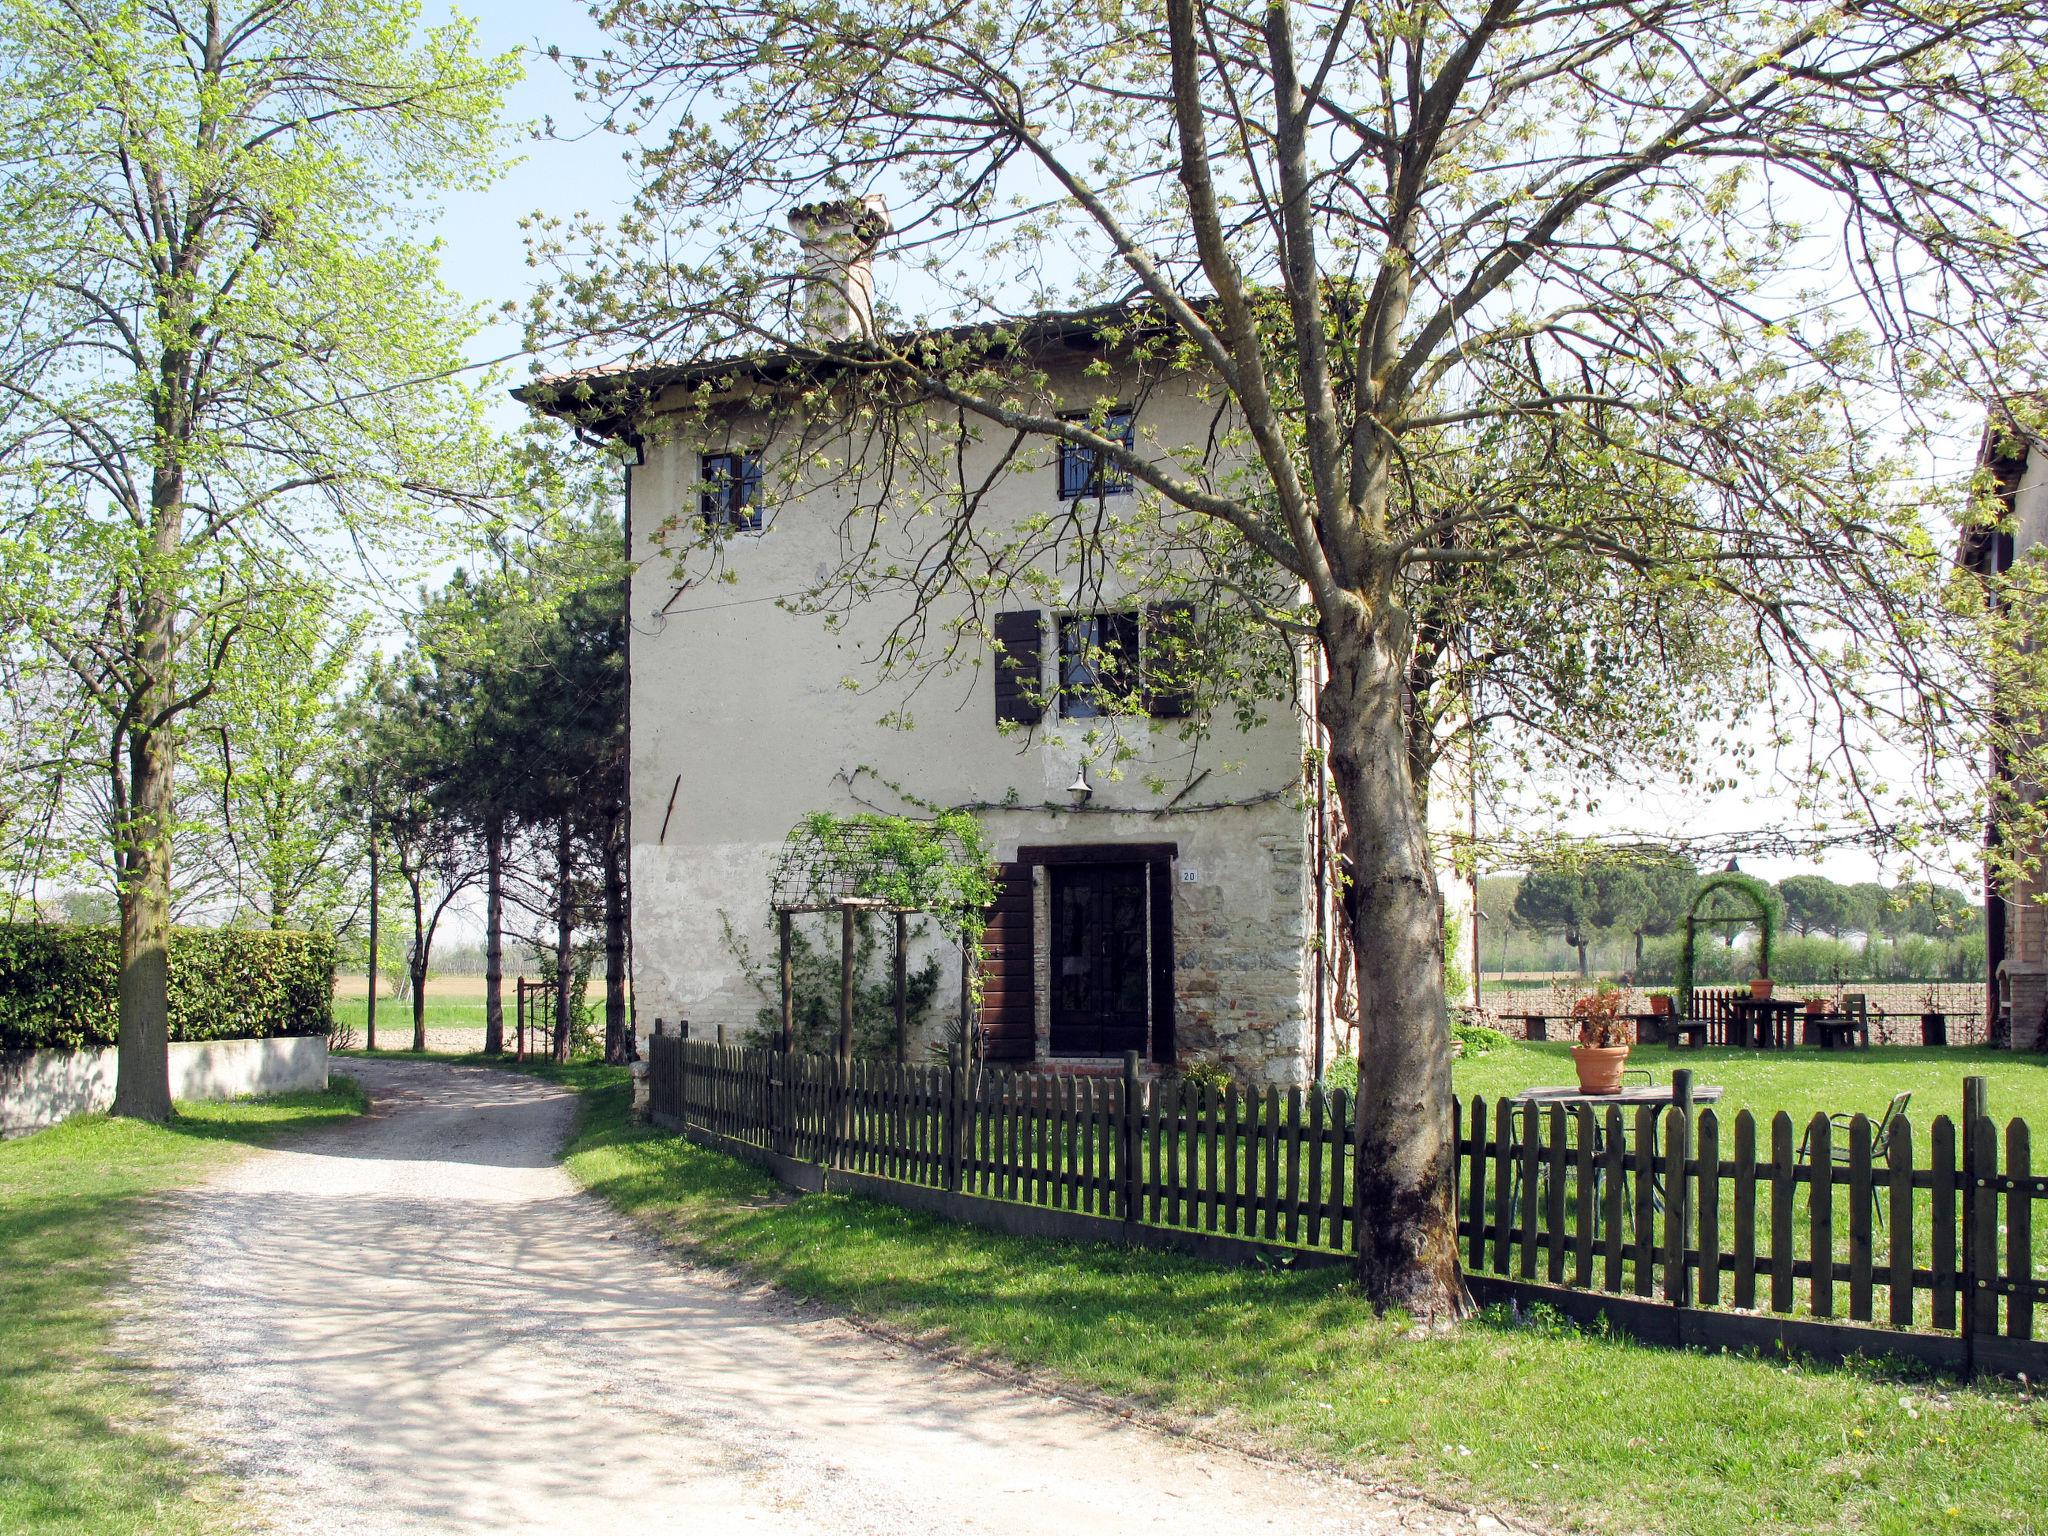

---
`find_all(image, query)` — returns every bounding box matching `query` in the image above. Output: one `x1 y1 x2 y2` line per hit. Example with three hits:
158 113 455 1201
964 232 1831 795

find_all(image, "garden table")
1514 1085 1725 1110
1730 996 1803 1048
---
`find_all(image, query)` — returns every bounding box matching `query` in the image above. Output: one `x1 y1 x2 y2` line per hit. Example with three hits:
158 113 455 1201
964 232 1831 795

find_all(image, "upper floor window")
1056 408 1134 501
699 450 763 531
1058 612 1140 718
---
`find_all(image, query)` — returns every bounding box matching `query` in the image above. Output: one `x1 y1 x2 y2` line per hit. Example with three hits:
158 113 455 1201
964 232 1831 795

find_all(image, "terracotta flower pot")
1572 1043 1631 1094
1750 977 1775 999
1805 998 1829 1015
1649 994 1672 1017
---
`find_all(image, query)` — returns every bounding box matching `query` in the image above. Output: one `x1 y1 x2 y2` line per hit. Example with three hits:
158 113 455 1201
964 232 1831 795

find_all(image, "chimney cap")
789 194 891 246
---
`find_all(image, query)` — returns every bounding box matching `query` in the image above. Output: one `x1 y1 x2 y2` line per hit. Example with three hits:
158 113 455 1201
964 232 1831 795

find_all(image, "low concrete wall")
0 1035 330 1136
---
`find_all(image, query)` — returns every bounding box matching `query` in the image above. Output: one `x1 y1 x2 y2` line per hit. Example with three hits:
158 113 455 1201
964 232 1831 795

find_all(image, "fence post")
1120 1051 1142 1232
773 1039 791 1160
839 903 856 1068
1668 1068 1695 1307
778 911 794 1052
1961 1075 1988 1375
944 1046 963 1193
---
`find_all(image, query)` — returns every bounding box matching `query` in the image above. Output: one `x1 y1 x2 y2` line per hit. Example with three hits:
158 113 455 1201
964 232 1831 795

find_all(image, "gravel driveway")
134 1058 1519 1535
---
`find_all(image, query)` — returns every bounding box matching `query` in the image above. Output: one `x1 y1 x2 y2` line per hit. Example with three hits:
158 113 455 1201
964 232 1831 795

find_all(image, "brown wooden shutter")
1142 601 1196 718
992 610 1043 725
977 862 1035 1062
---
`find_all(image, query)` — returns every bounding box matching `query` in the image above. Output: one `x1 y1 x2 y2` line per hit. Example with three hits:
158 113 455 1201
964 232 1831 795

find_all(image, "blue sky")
429 3 633 403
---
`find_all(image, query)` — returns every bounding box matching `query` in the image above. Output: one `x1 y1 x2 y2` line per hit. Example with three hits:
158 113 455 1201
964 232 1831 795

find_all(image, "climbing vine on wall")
768 811 999 947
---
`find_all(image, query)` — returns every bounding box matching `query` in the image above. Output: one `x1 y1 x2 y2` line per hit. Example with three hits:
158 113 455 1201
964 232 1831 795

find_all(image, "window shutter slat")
992 610 1043 726
1142 601 1196 719
978 862 1035 1062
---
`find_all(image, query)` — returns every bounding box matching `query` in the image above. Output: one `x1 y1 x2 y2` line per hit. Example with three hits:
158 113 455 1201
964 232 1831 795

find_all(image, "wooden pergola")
767 816 989 1064
1677 871 1779 1018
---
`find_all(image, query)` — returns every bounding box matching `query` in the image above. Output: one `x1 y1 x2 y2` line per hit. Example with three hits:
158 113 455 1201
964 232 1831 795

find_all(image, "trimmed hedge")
0 923 335 1052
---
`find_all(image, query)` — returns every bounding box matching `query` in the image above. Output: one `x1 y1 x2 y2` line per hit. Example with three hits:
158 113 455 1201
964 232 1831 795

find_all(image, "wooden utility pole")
839 902 856 1066
894 911 909 1062
779 910 794 1053
959 938 974 1056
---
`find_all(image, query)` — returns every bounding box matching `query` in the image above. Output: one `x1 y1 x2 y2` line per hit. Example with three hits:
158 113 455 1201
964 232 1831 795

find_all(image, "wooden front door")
1049 862 1150 1057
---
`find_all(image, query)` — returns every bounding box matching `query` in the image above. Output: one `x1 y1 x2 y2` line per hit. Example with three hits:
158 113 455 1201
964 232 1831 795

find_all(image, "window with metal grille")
699 450 763 531
1057 612 1140 717
1055 408 1134 500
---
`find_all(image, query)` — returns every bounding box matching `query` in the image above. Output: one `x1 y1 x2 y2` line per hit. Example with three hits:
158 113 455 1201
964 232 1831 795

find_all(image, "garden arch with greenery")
1676 872 1780 1017
766 811 997 1062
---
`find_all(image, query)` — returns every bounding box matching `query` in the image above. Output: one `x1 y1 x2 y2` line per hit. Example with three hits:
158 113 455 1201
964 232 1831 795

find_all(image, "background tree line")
354 505 630 1065
1494 856 1985 986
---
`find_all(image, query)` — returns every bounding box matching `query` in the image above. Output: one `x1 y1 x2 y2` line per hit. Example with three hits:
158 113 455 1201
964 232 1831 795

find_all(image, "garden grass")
0 1082 367 1536
1452 1041 2048 1131
531 1061 2043 1536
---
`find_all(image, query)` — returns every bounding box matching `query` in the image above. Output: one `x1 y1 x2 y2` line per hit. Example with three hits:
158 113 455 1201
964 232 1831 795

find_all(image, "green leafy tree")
488 516 628 1063
1510 864 1597 977
537 1 2048 1318
1845 882 1894 945
1891 880 1982 940
404 567 531 1054
1600 848 1697 972
187 581 369 932
0 1 515 1117
1777 875 1855 941
359 665 482 1053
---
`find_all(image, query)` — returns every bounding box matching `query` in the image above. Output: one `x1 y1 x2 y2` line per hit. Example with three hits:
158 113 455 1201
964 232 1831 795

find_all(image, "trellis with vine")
767 810 998 1060
1676 872 1780 1018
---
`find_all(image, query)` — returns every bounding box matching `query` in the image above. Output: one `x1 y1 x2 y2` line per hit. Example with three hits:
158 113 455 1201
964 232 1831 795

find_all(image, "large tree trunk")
111 721 174 1121
483 812 505 1054
1578 941 1590 977
112 456 183 1121
1321 605 1469 1324
602 810 627 1064
553 818 574 1064
365 831 379 1052
410 881 428 1053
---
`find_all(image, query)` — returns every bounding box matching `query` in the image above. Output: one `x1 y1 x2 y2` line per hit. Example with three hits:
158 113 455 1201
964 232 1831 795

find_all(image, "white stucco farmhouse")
521 202 1360 1086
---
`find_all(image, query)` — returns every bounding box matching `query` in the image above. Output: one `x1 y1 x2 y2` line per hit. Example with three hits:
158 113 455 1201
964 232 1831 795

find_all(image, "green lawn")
543 1062 2045 1536
0 1083 367 1536
1452 1041 2048 1129
1451 1043 2048 1332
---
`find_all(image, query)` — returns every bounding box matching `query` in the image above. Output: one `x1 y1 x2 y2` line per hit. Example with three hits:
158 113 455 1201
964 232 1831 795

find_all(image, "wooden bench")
1811 994 1871 1050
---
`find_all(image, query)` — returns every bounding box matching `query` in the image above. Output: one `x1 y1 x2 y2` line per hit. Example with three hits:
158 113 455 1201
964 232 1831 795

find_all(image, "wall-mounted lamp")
1067 764 1093 805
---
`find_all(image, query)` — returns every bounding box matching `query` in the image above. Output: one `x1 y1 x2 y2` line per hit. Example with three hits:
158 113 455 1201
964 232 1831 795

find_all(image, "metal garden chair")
1798 1090 1911 1227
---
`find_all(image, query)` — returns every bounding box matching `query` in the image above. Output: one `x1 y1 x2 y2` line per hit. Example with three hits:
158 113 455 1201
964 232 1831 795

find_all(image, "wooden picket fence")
645 1036 2047 1377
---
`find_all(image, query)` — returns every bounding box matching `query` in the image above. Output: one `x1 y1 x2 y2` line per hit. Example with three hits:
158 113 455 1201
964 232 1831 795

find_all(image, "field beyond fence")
648 1036 2046 1379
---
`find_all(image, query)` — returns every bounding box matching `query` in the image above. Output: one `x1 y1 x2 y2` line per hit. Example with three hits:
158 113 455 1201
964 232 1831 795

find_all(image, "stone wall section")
1172 815 1316 1087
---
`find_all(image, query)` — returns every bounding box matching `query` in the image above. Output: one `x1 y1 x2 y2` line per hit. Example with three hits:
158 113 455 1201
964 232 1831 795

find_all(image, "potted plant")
1750 974 1776 1000
1919 984 1947 1047
1803 992 1831 1016
1570 985 1635 1093
1648 993 1674 1017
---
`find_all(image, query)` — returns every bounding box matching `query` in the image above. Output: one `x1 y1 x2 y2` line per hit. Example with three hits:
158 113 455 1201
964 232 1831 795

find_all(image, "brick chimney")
787 195 891 344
